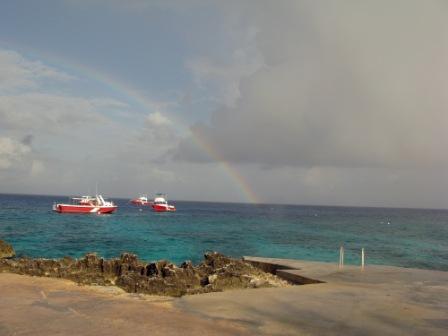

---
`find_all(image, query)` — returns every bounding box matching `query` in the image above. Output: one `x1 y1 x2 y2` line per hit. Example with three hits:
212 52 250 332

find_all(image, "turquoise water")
0 194 447 271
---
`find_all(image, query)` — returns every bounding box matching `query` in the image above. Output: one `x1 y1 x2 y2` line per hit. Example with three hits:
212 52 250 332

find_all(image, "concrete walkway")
1 259 448 335
0 273 250 336
243 256 448 285
177 258 448 335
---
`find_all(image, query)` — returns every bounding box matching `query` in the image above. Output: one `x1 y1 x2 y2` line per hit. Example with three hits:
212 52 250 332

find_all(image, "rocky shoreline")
0 240 289 297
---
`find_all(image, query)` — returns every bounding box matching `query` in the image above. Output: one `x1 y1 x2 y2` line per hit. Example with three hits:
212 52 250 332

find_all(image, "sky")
0 0 447 208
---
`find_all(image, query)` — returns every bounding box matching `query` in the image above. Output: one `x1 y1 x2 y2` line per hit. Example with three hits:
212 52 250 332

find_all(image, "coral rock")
0 240 15 259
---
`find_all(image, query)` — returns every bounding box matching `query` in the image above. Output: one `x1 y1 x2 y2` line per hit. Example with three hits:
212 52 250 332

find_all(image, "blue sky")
0 0 261 202
1 1 188 85
0 1 212 118
1 0 448 208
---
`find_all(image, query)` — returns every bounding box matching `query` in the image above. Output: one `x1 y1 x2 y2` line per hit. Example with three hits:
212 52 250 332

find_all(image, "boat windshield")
73 197 98 205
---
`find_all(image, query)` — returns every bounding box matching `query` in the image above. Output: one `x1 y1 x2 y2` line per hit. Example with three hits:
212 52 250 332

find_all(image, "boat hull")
151 204 176 212
54 204 117 214
130 200 151 206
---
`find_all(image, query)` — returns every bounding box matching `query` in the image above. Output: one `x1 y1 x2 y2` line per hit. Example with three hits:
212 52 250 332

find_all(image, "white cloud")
0 93 110 133
0 49 129 134
0 137 31 169
146 111 172 127
0 49 136 186
144 111 181 145
2 2 447 208
0 50 74 92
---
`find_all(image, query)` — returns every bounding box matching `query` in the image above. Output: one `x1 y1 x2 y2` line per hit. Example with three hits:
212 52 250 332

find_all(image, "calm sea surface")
0 194 447 271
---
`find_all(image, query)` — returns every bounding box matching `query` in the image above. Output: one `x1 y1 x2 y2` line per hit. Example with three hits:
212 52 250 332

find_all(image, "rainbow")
191 127 260 204
6 47 261 204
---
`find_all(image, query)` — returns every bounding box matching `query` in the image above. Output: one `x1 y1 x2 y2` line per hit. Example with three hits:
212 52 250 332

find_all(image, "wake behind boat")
53 195 117 214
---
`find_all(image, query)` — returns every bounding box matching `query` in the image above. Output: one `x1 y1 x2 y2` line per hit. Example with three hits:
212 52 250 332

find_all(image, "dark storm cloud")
175 0 448 170
21 134 33 146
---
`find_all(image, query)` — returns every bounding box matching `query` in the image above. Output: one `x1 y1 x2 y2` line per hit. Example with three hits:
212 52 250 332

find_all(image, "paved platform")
178 258 448 335
243 256 448 285
1 259 448 335
0 273 250 336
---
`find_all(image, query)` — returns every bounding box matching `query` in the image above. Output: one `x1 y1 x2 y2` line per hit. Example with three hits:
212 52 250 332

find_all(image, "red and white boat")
151 194 176 212
130 195 151 206
53 195 117 214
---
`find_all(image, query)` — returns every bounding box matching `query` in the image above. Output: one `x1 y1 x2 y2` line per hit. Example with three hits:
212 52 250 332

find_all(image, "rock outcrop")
0 240 15 259
0 247 289 297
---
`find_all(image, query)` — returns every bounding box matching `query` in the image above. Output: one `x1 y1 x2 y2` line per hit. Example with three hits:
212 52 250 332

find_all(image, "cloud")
0 137 31 169
2 2 447 207
0 49 136 186
0 49 127 138
174 0 448 170
186 27 263 107
30 160 45 177
146 111 172 127
127 111 181 158
0 93 111 133
0 49 130 135
0 50 74 92
21 134 34 146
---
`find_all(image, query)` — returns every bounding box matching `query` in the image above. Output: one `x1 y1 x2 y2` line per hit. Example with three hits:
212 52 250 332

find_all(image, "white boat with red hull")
53 195 117 214
151 194 176 212
130 195 152 206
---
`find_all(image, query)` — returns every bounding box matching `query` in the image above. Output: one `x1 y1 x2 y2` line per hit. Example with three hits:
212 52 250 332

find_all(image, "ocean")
0 194 447 271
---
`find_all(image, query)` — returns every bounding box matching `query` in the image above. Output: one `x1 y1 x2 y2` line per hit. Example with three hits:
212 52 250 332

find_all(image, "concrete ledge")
275 270 323 285
243 256 324 285
241 259 290 275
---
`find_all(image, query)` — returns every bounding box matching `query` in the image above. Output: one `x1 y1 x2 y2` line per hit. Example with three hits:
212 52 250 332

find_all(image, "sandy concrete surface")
0 273 250 336
1 261 448 336
177 261 448 335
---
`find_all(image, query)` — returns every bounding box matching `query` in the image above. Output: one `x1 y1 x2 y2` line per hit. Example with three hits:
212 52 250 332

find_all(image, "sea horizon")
1 193 447 272
1 192 446 212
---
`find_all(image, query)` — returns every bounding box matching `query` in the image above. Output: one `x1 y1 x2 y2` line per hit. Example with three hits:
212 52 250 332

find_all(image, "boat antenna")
95 182 98 196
